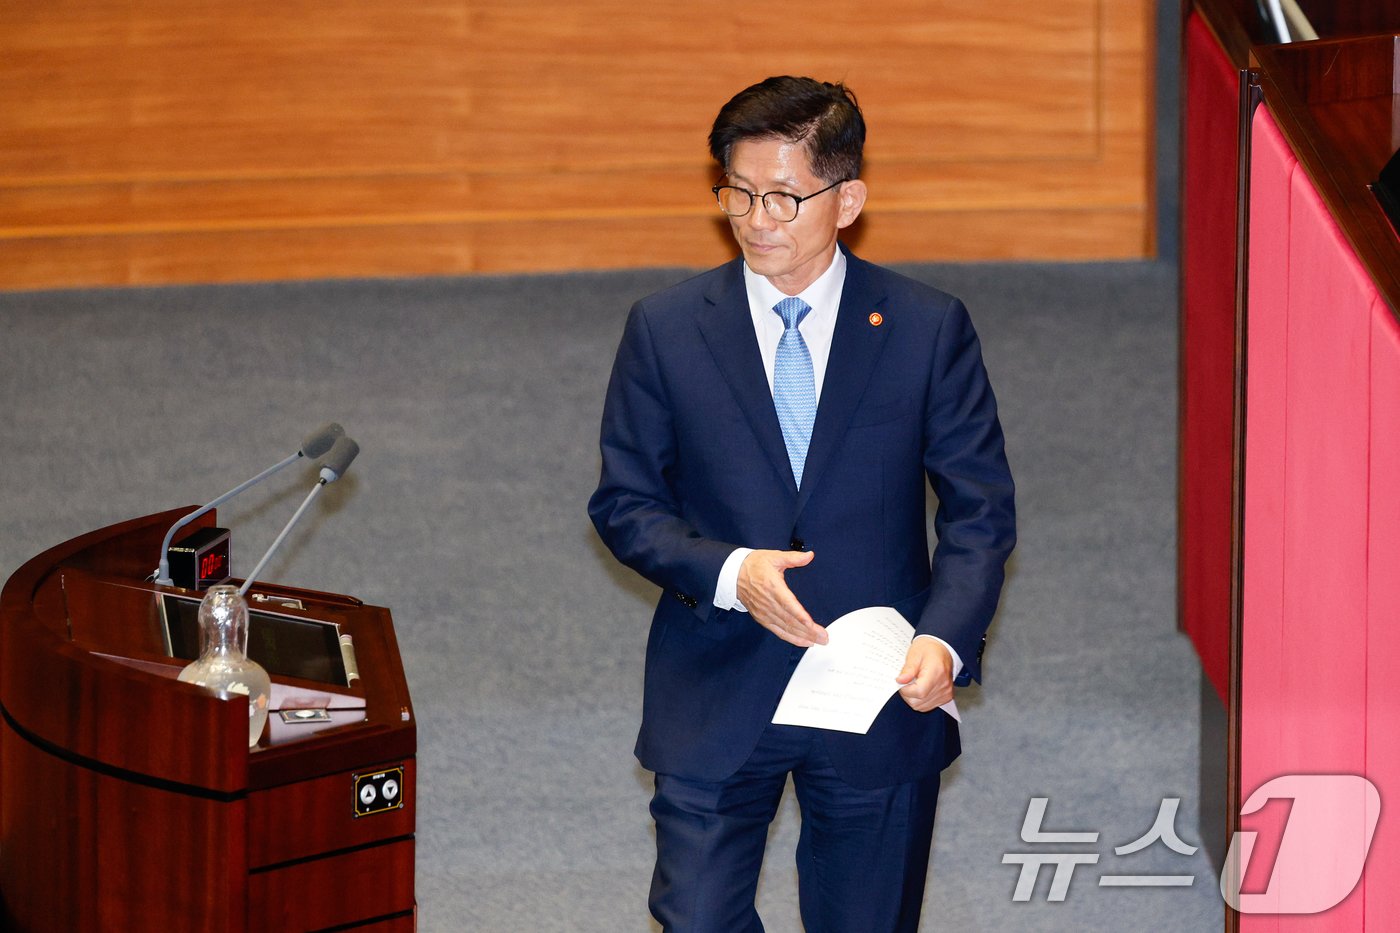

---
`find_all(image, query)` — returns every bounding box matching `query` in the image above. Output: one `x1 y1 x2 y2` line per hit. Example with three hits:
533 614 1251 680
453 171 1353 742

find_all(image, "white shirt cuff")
714 547 754 611
913 634 963 680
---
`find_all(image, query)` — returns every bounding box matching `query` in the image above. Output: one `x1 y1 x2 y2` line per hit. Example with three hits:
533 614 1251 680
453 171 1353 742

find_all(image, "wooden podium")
0 509 417 931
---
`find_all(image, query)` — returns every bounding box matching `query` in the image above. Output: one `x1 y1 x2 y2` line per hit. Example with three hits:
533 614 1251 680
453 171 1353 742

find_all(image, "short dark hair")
708 76 865 184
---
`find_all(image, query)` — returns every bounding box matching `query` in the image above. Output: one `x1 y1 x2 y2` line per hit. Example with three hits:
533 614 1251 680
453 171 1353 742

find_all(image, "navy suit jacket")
588 246 1015 789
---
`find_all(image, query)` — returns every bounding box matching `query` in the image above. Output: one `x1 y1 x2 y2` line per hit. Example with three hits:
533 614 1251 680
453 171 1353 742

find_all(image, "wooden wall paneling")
246 760 415 868
1251 37 1400 310
1302 2 1400 38
2 574 249 794
247 838 416 931
0 0 1154 289
0 510 250 930
1 509 420 930
1192 0 1400 59
0 717 248 931
331 917 416 933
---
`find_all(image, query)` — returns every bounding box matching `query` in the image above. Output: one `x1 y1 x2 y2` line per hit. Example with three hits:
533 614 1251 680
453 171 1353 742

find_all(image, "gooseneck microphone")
153 422 345 585
238 436 360 598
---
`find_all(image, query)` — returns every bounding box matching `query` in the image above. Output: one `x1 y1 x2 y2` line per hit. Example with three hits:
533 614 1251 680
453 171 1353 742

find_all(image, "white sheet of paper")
771 606 961 734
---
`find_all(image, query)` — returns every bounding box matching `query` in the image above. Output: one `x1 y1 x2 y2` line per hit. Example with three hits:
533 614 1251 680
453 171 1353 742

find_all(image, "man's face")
724 137 867 296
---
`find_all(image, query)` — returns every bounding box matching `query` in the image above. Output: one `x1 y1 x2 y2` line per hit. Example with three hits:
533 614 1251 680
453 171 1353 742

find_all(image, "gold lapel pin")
868 312 883 327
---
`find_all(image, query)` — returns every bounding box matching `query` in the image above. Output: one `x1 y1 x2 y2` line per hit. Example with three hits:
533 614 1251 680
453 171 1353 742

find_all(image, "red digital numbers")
200 550 226 581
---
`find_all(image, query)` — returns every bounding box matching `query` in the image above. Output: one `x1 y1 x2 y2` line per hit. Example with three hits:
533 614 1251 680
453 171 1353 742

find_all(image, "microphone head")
300 422 345 459
318 436 360 483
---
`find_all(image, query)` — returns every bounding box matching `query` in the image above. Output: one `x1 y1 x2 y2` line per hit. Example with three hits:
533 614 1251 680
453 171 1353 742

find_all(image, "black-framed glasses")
711 179 848 223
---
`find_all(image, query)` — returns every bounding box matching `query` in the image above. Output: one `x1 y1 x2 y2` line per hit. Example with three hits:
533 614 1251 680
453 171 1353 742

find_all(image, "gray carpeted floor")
0 259 1222 931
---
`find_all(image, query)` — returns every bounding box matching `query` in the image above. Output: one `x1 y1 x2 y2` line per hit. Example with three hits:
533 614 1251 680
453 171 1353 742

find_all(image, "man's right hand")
736 549 828 647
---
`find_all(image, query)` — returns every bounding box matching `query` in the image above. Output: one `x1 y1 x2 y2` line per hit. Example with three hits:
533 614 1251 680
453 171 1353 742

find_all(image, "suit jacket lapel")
795 253 891 515
696 261 799 495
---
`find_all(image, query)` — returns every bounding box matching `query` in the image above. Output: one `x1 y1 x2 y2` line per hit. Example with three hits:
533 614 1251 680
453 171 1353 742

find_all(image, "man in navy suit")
589 76 1015 932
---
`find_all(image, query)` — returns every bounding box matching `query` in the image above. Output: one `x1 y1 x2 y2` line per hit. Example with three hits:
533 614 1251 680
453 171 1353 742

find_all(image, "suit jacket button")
789 537 806 551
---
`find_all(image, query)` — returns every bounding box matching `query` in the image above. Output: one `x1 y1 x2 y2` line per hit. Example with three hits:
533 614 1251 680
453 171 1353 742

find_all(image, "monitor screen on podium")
160 593 352 687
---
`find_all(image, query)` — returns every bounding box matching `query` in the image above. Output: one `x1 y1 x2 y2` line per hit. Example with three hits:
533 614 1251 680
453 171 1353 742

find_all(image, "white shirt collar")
741 247 847 400
742 248 847 320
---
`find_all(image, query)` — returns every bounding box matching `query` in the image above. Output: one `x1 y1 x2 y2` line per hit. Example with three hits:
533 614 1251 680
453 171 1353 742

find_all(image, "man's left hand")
895 638 954 712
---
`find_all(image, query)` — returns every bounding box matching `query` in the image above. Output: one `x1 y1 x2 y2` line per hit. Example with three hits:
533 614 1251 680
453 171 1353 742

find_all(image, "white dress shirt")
743 246 847 402
708 248 962 677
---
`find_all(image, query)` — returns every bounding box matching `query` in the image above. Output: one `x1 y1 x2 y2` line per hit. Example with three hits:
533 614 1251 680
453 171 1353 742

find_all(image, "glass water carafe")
178 584 271 747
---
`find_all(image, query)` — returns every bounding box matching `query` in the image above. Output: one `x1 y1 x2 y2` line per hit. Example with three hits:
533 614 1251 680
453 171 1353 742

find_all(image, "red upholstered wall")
1363 292 1400 929
1180 10 1240 701
1241 104 1394 930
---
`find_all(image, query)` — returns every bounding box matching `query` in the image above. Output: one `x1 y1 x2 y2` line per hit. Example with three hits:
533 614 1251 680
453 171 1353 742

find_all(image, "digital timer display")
168 526 232 590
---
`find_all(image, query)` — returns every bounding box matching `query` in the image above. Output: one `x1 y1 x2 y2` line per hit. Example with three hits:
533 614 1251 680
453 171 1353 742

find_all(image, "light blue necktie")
772 297 816 487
